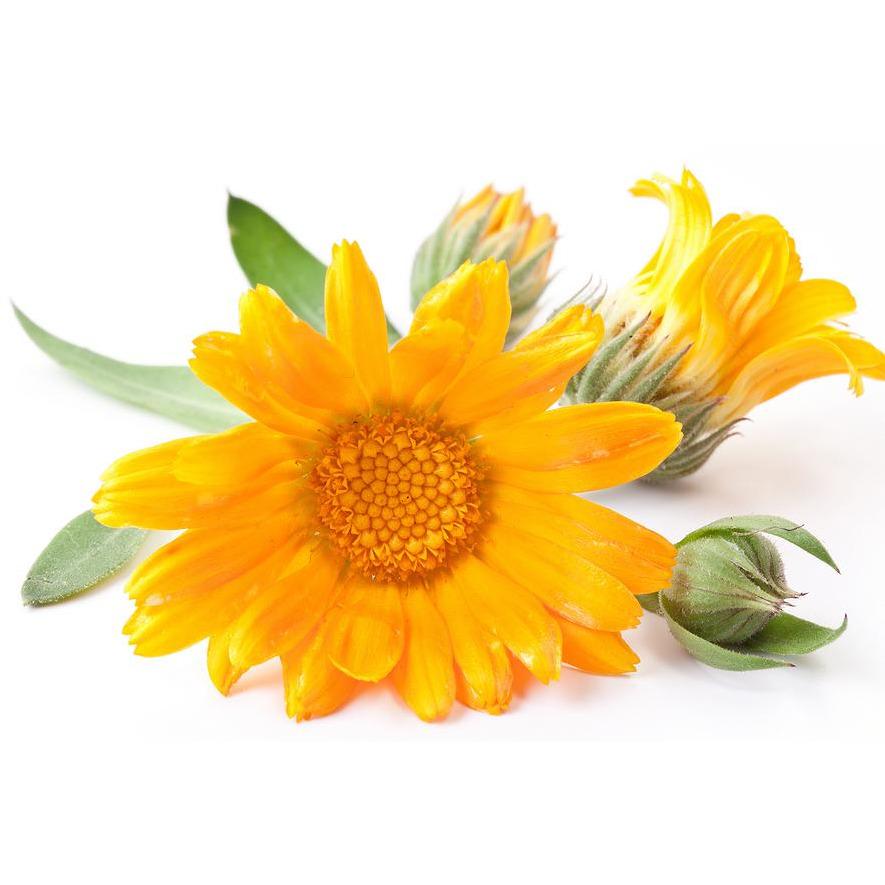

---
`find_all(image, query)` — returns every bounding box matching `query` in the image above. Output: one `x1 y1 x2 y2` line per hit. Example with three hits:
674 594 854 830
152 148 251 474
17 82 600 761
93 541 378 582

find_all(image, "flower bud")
411 186 556 340
642 516 847 671
664 531 798 645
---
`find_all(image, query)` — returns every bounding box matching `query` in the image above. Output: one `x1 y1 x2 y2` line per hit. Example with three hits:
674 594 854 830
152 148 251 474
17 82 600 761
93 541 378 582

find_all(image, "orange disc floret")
310 412 484 581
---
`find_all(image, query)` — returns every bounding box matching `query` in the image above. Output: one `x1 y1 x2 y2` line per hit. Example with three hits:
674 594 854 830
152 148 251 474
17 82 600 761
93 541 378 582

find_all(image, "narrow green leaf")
678 515 839 572
228 194 401 343
14 306 246 432
743 613 847 656
660 595 791 671
228 194 327 331
22 511 146 605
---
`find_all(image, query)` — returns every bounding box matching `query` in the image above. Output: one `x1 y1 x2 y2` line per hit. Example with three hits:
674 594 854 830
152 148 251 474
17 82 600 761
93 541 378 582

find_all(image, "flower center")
310 412 484 581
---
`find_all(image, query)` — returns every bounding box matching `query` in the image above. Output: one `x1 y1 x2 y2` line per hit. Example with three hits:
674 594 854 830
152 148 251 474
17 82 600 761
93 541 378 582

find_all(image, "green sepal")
570 312 649 402
22 511 146 606
627 345 688 404
229 194 400 343
660 595 791 671
14 306 246 432
645 420 741 483
637 592 661 614
742 613 847 656
678 515 839 572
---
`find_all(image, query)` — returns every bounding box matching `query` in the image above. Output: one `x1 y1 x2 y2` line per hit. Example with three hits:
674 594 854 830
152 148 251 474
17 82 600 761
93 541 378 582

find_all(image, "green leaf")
22 511 147 605
743 613 847 656
660 595 791 671
228 194 328 331
228 194 401 344
14 306 246 432
678 515 839 572
637 592 661 614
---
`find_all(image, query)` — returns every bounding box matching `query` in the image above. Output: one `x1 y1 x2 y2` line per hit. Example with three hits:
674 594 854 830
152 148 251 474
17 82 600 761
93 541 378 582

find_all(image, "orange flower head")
94 243 681 721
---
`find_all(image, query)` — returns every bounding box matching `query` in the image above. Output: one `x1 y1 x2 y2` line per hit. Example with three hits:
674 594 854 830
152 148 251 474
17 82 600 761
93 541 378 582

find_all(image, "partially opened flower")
411 186 557 339
93 243 681 721
566 169 885 480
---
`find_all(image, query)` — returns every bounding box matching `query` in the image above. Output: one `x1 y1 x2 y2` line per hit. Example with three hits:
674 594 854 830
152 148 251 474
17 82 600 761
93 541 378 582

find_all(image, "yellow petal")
439 306 603 431
718 278 857 388
489 484 675 595
683 216 792 383
227 549 342 669
393 587 455 722
324 578 404 681
480 523 642 631
451 554 561 684
433 574 512 715
481 402 682 492
717 329 885 423
559 619 639 675
324 241 391 404
629 169 712 308
410 259 510 379
282 626 358 721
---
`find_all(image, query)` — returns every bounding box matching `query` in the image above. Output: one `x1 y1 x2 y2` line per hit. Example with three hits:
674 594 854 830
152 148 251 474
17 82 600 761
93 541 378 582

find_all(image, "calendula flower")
566 170 885 480
411 186 557 339
93 243 681 721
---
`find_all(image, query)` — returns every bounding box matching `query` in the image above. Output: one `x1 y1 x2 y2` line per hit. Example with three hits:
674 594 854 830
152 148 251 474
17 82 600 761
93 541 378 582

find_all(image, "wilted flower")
566 169 885 480
639 516 847 670
411 186 557 339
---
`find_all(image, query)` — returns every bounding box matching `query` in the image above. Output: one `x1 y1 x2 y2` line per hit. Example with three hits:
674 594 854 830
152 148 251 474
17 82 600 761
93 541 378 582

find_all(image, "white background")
2 1 883 881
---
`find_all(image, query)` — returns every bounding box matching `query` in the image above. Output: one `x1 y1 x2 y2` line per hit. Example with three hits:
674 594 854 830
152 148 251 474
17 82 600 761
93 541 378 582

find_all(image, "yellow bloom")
94 244 681 721
568 169 885 480
411 186 557 340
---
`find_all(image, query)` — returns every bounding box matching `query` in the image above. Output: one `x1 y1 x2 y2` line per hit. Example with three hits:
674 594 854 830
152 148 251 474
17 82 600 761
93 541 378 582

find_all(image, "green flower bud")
639 516 847 671
664 531 799 645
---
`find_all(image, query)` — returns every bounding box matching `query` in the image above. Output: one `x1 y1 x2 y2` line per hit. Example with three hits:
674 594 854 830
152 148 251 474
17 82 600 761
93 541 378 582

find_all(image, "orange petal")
559 619 639 675
94 424 313 531
410 259 510 380
237 284 368 415
480 523 642 631
481 402 682 492
388 318 471 410
324 241 391 405
324 578 404 681
190 331 332 439
451 554 561 684
439 306 603 431
122 523 305 656
227 549 342 669
393 587 455 722
172 422 312 487
207 628 246 696
433 574 512 715
282 626 358 721
489 484 675 596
